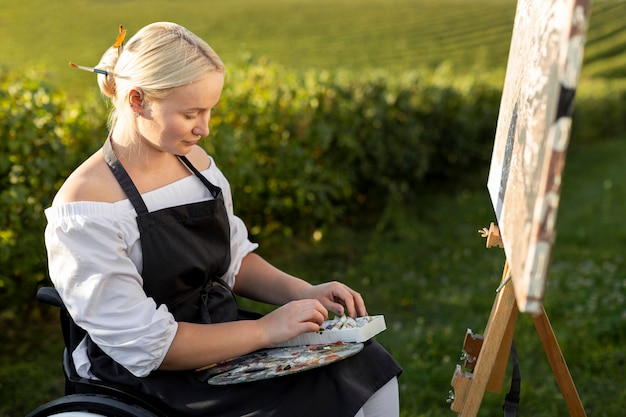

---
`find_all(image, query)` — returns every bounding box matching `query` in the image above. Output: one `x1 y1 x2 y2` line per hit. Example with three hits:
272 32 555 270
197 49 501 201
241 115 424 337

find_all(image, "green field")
1 0 625 98
2 1 626 416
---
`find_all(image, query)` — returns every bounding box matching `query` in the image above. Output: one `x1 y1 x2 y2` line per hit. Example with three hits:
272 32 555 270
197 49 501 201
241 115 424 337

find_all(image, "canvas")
487 0 591 313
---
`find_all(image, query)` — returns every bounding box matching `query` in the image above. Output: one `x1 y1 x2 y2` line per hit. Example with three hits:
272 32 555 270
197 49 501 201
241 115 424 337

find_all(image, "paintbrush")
68 62 110 75
68 62 128 79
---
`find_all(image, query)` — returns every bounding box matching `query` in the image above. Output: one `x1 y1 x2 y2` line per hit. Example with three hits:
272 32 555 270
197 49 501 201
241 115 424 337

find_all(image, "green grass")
4 136 625 416
259 136 626 417
1 0 625 99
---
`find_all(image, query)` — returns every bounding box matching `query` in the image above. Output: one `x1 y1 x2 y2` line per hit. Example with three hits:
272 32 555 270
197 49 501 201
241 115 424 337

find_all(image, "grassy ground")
3 136 625 416
258 135 626 417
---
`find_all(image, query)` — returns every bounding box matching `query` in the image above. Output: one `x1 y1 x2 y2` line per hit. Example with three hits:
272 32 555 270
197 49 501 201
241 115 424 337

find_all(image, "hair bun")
96 47 120 98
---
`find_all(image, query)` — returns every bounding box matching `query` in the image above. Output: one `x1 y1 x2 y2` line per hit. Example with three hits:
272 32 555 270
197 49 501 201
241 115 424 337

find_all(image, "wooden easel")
449 223 586 417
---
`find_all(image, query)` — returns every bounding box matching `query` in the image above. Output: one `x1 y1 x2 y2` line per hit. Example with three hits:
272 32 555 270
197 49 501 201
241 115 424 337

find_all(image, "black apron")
83 139 402 416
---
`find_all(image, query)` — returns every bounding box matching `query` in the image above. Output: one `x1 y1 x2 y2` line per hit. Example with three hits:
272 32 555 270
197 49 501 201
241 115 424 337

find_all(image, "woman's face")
136 71 225 156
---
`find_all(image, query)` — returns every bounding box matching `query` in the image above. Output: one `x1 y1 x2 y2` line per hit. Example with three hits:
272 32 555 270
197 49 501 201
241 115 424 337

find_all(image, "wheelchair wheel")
26 394 161 417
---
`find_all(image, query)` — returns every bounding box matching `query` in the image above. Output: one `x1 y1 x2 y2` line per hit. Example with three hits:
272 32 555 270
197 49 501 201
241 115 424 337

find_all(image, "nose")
193 125 209 138
193 114 211 138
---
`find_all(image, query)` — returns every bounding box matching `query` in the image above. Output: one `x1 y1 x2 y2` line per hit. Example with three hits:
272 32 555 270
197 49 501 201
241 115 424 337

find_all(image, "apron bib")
86 139 238 378
102 138 238 324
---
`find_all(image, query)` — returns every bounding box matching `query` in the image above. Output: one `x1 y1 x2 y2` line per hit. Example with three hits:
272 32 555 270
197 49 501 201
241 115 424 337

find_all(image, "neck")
109 132 174 175
107 135 190 194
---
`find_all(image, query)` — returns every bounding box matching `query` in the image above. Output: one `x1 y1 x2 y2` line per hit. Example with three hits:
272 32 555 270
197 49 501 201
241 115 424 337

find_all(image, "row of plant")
1 64 626 320
569 1 626 79
8 1 626 100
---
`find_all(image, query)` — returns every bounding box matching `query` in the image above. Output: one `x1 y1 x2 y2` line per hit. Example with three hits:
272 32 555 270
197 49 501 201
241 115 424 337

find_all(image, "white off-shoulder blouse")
44 157 258 379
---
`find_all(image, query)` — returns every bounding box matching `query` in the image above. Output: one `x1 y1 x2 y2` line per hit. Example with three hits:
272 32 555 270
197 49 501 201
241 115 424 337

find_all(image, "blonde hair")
95 22 225 134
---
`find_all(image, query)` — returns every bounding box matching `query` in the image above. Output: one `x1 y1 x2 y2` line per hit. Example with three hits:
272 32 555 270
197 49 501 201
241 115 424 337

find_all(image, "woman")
45 22 401 416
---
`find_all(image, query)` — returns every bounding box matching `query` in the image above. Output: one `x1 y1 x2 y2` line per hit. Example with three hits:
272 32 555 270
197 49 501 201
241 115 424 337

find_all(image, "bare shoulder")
52 150 126 205
183 145 212 171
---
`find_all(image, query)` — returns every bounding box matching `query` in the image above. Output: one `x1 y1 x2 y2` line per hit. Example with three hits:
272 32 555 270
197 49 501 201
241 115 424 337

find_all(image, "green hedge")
0 70 104 319
211 64 504 236
571 78 626 142
1 65 625 319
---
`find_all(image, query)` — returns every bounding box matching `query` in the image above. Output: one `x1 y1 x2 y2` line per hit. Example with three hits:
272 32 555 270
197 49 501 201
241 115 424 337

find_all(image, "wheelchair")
27 287 179 417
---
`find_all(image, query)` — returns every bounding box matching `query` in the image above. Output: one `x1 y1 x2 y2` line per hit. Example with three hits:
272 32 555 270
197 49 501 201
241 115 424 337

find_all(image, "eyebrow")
185 99 221 112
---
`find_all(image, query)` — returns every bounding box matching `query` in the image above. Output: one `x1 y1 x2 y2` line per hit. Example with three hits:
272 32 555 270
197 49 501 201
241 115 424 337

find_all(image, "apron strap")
178 155 222 199
102 138 149 215
103 138 222 211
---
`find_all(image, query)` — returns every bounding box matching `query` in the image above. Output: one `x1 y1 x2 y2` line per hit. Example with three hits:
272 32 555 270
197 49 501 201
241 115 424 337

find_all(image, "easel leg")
533 307 587 417
451 260 587 416
457 263 518 417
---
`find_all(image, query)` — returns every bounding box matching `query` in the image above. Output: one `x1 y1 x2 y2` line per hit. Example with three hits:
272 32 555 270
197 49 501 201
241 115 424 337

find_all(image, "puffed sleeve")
204 159 259 288
44 202 178 377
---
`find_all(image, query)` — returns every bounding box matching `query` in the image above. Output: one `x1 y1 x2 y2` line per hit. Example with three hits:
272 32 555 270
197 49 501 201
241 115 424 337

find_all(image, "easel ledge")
449 223 586 417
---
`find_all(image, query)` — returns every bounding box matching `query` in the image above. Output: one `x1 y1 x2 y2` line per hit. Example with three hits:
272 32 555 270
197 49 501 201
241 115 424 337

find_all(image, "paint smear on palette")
199 342 364 385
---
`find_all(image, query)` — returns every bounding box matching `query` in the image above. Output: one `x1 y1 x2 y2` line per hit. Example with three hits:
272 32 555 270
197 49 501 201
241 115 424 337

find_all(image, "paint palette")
202 342 364 385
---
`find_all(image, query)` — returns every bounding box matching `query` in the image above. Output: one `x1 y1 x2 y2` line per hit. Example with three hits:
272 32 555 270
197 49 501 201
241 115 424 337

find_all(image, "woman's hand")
234 254 367 319
301 281 367 319
258 299 328 346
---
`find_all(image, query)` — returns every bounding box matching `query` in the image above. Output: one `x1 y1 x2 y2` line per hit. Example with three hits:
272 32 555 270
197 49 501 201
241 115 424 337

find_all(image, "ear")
128 88 144 113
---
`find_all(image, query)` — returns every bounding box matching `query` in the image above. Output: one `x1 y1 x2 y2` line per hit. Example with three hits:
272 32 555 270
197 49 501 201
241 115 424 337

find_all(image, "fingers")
323 282 368 319
348 288 367 317
340 288 367 318
302 299 329 325
287 299 328 326
261 299 328 345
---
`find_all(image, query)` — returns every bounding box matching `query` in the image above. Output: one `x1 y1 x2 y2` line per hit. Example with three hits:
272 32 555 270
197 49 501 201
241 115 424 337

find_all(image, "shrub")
0 69 105 320
571 78 626 143
210 63 505 237
2 64 625 319
0 70 68 319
